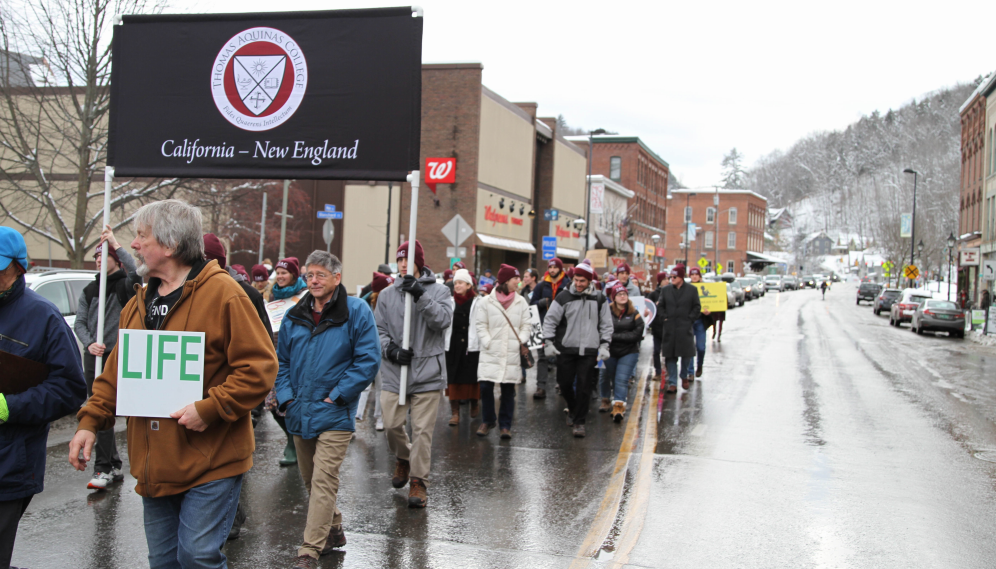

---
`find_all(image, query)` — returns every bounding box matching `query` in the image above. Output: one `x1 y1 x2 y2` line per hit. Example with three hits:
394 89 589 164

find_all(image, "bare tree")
0 0 177 268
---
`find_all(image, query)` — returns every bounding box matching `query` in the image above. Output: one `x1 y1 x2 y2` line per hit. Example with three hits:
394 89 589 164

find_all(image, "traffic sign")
542 236 557 261
697 257 709 269
324 204 336 212
446 247 467 258
904 265 919 280
441 214 473 247
543 209 559 221
317 211 343 219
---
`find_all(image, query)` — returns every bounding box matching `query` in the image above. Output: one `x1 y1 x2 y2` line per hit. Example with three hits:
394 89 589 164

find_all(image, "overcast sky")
174 0 994 188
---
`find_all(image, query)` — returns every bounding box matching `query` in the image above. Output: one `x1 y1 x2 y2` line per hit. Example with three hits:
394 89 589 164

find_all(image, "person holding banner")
74 225 141 490
270 257 307 301
685 268 713 380
599 282 644 422
657 265 701 393
69 200 278 569
445 269 481 426
375 240 453 508
0 227 87 568
274 251 381 566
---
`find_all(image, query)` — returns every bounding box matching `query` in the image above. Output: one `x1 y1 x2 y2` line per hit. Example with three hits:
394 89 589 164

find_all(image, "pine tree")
721 148 746 189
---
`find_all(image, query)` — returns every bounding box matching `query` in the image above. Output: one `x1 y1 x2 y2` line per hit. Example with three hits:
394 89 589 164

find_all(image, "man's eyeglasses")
305 272 334 281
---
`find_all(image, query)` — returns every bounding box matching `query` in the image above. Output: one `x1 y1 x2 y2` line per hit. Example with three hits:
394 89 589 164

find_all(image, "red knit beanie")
396 240 425 272
615 263 632 274
573 262 595 281
452 261 466 270
672 264 686 279
276 257 300 280
371 272 394 293
231 264 249 281
656 271 668 285
497 264 520 285
547 258 564 271
442 269 454 280
203 233 227 269
251 264 269 282
607 281 628 301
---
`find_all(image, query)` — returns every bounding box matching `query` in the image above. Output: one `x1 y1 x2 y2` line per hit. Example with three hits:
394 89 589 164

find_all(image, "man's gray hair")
134 200 204 266
304 250 342 276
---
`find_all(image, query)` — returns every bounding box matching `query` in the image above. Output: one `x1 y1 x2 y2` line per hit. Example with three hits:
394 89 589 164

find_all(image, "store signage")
590 182 604 214
961 248 981 266
425 157 455 193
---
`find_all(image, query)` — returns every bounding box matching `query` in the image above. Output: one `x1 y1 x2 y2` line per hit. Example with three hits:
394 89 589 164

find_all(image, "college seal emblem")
210 27 308 132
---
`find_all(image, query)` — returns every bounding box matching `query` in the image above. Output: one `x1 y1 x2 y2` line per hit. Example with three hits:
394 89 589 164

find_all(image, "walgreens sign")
425 157 455 193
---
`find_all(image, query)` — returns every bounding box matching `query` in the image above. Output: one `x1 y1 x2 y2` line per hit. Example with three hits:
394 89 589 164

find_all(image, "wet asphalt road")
13 282 996 568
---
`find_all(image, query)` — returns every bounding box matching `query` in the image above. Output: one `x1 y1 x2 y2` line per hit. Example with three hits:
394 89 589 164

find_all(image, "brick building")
662 189 767 275
958 77 990 304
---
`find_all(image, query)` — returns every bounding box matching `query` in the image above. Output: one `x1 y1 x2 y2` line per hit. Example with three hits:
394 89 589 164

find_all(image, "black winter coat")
609 305 643 358
646 286 665 338
656 283 701 358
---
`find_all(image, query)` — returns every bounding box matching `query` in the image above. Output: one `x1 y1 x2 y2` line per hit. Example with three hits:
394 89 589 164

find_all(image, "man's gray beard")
135 253 149 278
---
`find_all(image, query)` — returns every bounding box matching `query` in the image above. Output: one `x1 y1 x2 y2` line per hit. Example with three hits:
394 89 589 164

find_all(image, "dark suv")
873 289 901 315
856 282 882 305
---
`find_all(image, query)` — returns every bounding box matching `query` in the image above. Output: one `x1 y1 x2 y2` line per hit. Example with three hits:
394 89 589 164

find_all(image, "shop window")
726 261 735 274
729 208 738 224
727 232 736 249
610 156 621 181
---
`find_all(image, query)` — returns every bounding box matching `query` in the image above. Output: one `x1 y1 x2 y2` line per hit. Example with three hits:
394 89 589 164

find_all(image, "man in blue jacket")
0 227 87 567
274 251 380 569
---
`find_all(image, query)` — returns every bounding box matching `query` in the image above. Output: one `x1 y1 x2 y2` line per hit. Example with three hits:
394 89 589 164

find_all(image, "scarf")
495 289 515 310
544 270 564 298
454 289 476 306
272 276 307 299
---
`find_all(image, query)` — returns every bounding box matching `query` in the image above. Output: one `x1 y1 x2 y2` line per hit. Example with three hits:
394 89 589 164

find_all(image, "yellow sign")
697 257 709 269
904 265 919 279
645 245 655 259
693 282 727 313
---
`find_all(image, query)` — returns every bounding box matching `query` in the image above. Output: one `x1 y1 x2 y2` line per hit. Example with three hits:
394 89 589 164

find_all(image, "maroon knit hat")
452 261 466 270
251 264 268 282
607 281 628 301
565 267 575 279
371 272 394 293
93 245 121 266
671 264 686 279
656 271 668 285
497 264 520 285
573 262 596 281
688 267 701 277
442 269 454 280
231 264 249 281
203 233 227 269
275 257 300 280
396 240 425 271
547 258 564 270
615 263 632 274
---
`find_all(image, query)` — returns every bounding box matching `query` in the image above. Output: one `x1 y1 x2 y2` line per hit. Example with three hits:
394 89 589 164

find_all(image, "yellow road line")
609 380 659 569
568 365 650 568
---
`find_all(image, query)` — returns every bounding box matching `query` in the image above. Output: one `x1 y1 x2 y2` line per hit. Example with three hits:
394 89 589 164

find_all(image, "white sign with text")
117 330 205 418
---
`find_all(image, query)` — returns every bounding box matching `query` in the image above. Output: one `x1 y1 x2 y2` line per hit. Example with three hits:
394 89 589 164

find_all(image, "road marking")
568 365 649 568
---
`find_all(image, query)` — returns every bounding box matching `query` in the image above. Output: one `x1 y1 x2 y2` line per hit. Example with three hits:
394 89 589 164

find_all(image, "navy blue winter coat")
274 285 380 439
0 277 87 501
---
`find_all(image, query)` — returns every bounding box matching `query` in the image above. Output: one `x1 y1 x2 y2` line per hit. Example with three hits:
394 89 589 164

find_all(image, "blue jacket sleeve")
6 313 86 426
329 301 382 404
274 314 295 406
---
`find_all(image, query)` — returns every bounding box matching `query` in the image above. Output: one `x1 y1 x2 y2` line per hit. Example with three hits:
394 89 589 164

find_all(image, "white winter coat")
476 291 532 384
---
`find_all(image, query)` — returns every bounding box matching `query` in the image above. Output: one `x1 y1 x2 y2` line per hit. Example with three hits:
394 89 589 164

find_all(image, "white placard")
117 330 205 418
525 305 545 350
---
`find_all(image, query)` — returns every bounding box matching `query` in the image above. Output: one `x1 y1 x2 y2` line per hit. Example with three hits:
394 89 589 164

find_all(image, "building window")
610 156 621 181
728 231 736 249
726 260 735 274
706 207 715 224
729 208 738 224
684 206 692 223
705 231 714 249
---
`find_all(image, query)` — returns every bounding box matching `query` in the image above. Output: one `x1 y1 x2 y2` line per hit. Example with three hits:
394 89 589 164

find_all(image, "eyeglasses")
305 272 335 281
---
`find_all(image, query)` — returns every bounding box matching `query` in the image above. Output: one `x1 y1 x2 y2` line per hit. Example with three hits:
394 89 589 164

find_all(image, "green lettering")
157 334 178 380
180 336 201 381
145 333 153 378
121 332 142 379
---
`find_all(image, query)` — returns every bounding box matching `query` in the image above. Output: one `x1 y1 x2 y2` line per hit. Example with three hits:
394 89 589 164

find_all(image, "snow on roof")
671 187 768 202
960 72 995 113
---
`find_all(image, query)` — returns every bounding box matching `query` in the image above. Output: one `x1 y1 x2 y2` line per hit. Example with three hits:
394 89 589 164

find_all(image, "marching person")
656 265 700 393
646 272 667 381
375 240 453 508
821 279 829 300
270 256 307 301
529 258 568 400
685 268 712 380
445 269 481 426
479 268 496 288
598 282 643 422
74 224 141 490
541 261 613 437
251 264 273 299
274 252 380 568
0 227 87 567
520 268 538 301
475 265 531 439
615 263 641 297
70 200 277 568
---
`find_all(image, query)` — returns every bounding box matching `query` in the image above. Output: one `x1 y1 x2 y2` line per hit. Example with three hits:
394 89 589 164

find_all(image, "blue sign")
543 209 559 221
324 204 336 213
317 211 343 220
541 236 557 261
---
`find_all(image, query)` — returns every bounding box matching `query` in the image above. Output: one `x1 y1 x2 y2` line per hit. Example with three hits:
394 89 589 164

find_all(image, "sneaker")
110 468 124 482
320 525 346 555
408 477 428 508
572 424 586 438
375 417 384 431
391 459 411 489
87 471 117 490
682 378 692 390
290 554 318 568
227 502 247 541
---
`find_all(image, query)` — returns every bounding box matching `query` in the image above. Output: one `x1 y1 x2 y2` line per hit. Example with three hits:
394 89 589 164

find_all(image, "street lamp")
584 128 608 256
904 168 918 286
947 231 956 301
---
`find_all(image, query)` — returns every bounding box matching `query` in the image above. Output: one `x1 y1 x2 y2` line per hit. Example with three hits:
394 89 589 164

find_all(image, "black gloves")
387 341 414 365
400 274 426 302
536 298 549 310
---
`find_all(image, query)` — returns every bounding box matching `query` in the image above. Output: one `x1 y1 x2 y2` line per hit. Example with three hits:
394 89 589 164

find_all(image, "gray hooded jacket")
73 246 141 351
541 282 613 356
375 267 453 395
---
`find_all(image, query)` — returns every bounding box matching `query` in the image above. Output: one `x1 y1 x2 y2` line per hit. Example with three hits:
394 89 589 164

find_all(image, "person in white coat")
475 264 532 439
444 269 482 425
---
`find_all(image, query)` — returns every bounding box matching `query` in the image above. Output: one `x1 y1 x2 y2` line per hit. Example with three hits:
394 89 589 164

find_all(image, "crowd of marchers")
0 200 738 569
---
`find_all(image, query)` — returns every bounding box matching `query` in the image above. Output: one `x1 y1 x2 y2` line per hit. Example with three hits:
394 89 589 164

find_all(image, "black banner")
108 7 422 180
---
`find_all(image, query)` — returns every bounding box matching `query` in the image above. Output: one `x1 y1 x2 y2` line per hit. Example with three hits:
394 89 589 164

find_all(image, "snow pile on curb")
967 329 996 347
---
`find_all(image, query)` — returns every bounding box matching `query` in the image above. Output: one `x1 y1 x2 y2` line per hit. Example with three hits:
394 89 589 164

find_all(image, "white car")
24 269 98 355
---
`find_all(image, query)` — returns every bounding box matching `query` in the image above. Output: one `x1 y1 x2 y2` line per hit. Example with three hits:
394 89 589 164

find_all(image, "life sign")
117 330 206 418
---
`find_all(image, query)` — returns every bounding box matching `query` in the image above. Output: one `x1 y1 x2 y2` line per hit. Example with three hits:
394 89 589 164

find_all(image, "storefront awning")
557 247 580 259
477 233 536 254
746 250 787 265
594 231 632 253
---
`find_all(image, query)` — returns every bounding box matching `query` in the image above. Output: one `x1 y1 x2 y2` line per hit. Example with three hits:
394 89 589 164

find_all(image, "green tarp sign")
116 330 205 418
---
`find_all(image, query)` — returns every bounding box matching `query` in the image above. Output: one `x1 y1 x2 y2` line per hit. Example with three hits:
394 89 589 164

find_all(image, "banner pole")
95 166 114 374
398 170 420 404
258 191 267 264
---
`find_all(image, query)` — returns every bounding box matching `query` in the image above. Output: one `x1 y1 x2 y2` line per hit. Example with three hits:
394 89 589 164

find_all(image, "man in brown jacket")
68 200 277 569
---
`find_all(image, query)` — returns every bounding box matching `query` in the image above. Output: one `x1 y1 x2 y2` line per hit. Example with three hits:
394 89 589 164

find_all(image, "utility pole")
277 179 293 260
257 192 267 264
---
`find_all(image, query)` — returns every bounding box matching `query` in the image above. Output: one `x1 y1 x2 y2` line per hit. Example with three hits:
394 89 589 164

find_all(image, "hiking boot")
598 398 611 413
448 401 460 426
476 422 493 437
533 388 546 400
391 459 411 489
470 400 480 418
499 428 512 439
290 554 318 568
408 477 428 508
611 401 626 423
279 436 297 467
666 384 678 393
696 367 703 378
572 424 586 438
320 525 346 555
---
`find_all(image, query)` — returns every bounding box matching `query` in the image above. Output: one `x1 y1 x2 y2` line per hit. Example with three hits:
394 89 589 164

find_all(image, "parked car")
873 288 902 315
910 299 965 338
856 282 882 305
746 275 766 296
736 278 758 300
889 289 933 327
729 280 745 306
726 283 737 308
764 274 784 292
783 276 799 290
24 269 98 355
